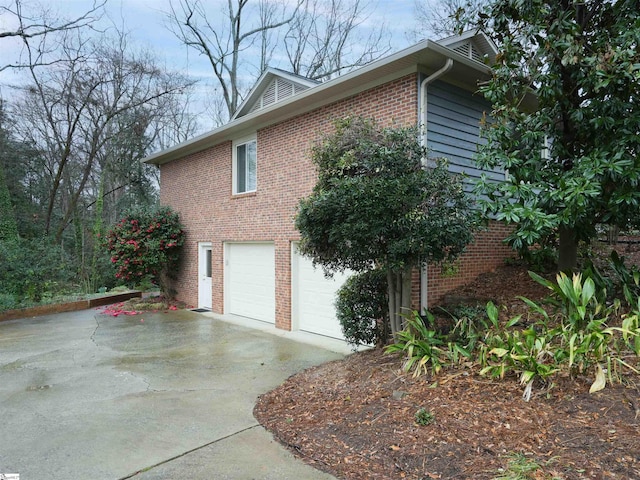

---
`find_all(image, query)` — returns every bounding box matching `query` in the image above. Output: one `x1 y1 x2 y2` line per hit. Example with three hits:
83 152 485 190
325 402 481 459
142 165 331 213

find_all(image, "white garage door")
225 243 275 323
292 245 351 339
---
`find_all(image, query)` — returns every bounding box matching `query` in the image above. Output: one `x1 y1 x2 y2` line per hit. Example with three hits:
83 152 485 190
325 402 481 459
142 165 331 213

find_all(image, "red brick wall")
160 74 419 329
160 142 231 309
424 221 515 307
160 74 516 330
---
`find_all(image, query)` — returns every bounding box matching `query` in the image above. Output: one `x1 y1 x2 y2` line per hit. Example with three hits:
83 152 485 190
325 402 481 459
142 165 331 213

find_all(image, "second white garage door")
292 245 351 339
225 242 275 323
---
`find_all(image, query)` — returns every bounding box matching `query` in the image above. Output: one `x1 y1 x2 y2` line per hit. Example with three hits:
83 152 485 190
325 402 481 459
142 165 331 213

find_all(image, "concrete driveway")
0 308 348 479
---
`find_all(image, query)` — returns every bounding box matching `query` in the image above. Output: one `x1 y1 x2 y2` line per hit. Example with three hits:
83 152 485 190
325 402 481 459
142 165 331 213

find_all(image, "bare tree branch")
0 0 105 39
13 28 194 242
0 0 106 71
411 0 488 40
284 0 391 81
166 0 302 121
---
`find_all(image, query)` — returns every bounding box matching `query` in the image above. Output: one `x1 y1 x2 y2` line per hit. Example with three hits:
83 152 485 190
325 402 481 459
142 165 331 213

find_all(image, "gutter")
145 40 491 165
419 58 454 311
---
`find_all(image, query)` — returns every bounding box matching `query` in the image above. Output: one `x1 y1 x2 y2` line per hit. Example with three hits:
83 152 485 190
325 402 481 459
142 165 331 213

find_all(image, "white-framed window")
233 135 257 194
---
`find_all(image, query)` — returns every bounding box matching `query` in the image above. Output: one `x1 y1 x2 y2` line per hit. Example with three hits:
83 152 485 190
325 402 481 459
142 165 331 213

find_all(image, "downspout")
419 57 454 312
420 58 454 159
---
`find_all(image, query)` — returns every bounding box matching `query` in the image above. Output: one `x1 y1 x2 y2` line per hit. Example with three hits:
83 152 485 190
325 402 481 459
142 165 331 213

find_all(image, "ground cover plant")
388 270 639 400
255 251 640 479
100 296 187 317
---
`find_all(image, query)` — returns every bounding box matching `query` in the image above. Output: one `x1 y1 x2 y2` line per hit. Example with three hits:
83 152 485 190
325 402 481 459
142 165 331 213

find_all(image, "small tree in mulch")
296 117 477 337
105 206 185 298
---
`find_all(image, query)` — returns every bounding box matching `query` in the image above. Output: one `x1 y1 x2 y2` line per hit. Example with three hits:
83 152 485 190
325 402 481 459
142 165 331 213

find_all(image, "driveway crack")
90 314 101 347
118 424 262 479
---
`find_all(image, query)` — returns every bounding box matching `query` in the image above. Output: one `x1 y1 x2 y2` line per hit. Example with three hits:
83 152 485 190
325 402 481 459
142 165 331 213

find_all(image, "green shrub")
385 310 448 376
480 272 640 398
0 237 75 306
336 269 389 348
0 292 18 310
608 250 640 305
105 206 184 298
387 271 640 400
582 249 640 307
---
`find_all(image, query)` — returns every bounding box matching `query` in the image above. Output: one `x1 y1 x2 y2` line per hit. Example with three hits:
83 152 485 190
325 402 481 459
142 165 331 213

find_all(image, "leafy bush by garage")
336 269 389 348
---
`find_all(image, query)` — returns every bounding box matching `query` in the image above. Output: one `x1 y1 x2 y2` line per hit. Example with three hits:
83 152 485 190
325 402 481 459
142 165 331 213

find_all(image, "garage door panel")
226 243 275 323
293 246 351 339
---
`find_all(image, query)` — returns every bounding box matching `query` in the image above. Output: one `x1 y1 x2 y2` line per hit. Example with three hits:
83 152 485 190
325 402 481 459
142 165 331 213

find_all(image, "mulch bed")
254 260 640 479
255 349 639 479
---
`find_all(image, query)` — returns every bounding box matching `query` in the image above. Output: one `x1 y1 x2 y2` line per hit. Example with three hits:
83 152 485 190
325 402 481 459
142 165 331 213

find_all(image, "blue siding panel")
426 81 503 185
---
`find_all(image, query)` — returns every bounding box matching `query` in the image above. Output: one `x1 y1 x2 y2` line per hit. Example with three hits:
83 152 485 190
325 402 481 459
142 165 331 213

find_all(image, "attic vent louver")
263 82 277 106
453 43 470 57
250 77 300 113
279 79 293 98
453 41 484 63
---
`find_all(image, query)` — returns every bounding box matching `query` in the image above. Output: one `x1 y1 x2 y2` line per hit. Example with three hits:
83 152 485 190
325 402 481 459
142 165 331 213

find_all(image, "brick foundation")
424 221 515 307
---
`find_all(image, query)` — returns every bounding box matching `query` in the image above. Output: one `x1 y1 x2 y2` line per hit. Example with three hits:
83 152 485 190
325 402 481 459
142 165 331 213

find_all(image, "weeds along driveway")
0 308 344 479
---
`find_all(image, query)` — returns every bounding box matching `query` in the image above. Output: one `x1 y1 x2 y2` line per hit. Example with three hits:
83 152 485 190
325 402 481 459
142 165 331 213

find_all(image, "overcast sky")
2 0 421 73
104 0 419 78
0 0 423 129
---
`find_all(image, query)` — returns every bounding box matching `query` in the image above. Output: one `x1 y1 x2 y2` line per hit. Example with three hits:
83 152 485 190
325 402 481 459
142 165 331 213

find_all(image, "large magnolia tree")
474 0 640 271
295 117 476 336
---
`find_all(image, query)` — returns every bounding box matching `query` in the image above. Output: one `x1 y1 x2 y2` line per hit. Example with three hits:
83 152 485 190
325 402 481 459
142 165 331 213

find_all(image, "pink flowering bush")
105 206 184 298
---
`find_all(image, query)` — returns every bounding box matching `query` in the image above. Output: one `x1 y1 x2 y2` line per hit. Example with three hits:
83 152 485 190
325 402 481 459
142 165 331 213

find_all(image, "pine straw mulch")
254 262 640 480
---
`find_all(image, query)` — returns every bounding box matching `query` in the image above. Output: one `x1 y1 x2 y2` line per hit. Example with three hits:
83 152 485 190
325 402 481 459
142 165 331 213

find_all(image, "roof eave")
144 40 493 166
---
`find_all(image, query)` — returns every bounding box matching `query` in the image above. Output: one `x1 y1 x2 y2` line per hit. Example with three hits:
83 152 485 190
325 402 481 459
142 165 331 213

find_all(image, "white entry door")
225 242 275 323
198 242 212 309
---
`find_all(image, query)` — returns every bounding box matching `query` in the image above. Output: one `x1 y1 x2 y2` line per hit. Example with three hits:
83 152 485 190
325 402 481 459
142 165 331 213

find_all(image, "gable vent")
263 81 277 106
453 41 484 64
279 79 293 97
247 77 312 115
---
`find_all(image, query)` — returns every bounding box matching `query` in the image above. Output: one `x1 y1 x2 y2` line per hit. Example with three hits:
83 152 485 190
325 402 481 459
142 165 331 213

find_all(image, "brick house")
143 31 513 340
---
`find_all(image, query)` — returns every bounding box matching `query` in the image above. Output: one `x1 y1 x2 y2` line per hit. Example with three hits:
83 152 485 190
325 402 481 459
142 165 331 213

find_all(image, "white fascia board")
143 40 492 166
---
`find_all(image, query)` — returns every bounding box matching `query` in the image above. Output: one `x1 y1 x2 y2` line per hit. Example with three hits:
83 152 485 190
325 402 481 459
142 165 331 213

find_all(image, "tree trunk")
0 163 18 241
387 267 414 338
387 270 399 336
159 269 176 300
607 225 619 245
90 173 105 291
558 226 578 272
